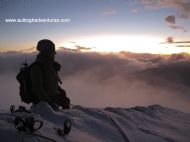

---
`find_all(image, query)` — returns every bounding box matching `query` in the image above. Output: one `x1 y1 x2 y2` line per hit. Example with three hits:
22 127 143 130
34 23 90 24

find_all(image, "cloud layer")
164 15 186 32
138 0 190 32
0 50 190 112
138 0 190 19
161 37 190 47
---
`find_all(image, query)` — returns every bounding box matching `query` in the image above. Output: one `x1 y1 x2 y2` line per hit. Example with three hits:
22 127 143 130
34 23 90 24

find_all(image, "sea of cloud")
0 50 190 112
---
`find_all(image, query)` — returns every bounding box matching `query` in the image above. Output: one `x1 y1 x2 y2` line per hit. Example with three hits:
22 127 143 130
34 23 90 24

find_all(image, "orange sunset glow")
60 35 190 54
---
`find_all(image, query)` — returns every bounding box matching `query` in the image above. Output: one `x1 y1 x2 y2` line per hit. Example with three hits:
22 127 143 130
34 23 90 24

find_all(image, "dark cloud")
137 0 189 32
75 45 92 51
58 45 93 52
166 36 174 43
164 15 186 31
0 51 190 112
138 0 190 19
161 37 190 48
165 15 176 24
58 47 79 52
170 25 186 32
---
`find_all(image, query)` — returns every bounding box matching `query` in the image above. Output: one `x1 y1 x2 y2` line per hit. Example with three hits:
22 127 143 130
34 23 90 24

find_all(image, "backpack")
16 61 70 108
16 61 41 104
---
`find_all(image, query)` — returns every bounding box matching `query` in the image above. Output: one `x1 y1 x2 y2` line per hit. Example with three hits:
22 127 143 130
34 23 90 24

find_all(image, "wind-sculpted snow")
0 103 190 142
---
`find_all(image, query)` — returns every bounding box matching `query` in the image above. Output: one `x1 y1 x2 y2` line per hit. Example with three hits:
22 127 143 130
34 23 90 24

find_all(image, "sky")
0 0 190 54
0 0 190 112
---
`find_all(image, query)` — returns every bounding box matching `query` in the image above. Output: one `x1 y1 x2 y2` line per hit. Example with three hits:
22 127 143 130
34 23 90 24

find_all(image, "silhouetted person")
30 39 70 110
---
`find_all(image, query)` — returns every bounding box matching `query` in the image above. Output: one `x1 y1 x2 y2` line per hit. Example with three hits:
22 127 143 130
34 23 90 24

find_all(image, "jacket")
29 54 59 104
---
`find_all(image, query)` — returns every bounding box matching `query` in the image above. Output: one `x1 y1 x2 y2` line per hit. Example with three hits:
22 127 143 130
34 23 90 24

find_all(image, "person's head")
37 39 56 60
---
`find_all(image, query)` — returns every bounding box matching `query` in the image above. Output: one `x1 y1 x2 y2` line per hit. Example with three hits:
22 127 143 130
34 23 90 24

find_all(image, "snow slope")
0 103 190 142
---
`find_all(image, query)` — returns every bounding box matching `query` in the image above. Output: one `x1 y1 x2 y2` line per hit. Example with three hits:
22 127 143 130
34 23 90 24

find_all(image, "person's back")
29 59 59 105
30 39 60 108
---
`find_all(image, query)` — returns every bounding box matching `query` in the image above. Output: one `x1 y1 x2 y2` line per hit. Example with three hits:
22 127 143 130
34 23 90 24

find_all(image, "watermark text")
5 18 71 24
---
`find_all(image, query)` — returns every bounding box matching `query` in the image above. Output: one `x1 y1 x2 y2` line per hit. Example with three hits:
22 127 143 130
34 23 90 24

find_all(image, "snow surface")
0 103 190 142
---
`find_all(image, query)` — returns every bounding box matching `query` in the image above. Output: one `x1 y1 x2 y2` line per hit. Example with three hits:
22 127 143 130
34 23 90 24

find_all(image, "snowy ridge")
0 103 190 142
